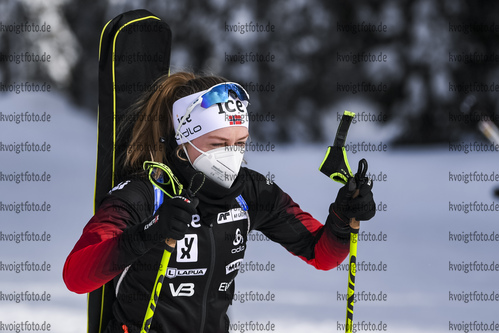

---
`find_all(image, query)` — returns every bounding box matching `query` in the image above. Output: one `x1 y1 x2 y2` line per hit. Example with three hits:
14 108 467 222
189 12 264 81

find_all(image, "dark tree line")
1 0 498 145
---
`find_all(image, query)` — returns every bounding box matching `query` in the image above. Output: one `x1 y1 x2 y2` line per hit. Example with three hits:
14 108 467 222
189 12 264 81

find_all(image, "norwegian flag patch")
228 115 242 125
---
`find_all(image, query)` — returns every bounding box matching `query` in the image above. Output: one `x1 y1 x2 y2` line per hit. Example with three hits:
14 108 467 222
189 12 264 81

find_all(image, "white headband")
172 89 249 145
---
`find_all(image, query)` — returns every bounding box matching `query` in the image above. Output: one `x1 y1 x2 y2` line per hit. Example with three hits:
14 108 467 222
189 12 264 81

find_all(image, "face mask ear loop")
177 131 208 167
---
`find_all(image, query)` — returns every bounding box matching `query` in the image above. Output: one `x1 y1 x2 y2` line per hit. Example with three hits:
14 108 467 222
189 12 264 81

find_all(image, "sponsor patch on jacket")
226 258 243 274
166 267 207 279
217 208 247 224
108 180 131 193
177 234 198 262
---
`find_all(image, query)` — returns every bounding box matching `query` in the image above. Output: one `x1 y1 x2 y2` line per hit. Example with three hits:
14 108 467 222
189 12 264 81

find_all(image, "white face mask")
184 143 245 188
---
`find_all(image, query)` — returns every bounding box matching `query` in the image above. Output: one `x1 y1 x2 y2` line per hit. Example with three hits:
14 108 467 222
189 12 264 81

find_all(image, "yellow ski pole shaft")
141 238 176 333
345 188 360 333
345 226 358 333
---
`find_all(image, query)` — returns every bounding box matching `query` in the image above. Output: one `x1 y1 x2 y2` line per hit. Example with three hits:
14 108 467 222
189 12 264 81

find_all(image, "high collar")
169 155 245 205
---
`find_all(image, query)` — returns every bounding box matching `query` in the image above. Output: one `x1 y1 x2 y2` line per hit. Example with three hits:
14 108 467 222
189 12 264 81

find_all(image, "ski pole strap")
319 110 356 184
354 159 368 186
143 161 183 199
319 146 354 184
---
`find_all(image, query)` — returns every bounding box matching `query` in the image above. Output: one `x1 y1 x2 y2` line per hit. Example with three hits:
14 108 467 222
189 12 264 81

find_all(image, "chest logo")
233 228 244 246
231 228 246 254
226 258 243 274
166 268 207 279
217 208 247 224
169 283 195 297
177 234 198 262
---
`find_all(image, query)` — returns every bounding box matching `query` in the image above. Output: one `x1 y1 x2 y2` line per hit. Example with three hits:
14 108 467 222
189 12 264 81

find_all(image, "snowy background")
1 0 499 332
1 91 497 333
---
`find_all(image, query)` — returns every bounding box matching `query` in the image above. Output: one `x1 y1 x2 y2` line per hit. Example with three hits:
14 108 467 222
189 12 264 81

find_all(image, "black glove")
334 177 375 221
123 192 199 255
326 173 375 239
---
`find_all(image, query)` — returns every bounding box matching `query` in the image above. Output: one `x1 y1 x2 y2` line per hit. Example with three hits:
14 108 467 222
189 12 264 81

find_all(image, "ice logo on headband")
216 96 247 125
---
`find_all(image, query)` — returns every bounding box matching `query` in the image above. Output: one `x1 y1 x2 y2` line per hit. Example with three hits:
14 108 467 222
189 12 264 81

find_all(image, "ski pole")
345 159 368 333
140 162 204 332
140 162 182 333
141 239 176 333
345 228 358 333
319 110 364 332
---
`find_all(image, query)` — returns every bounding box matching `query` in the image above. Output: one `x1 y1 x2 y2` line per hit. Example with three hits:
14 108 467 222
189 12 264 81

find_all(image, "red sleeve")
63 200 132 294
63 180 153 294
245 170 350 271
291 212 350 270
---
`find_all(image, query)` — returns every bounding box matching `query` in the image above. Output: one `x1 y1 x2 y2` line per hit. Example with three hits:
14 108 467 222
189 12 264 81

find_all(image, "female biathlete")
63 71 376 333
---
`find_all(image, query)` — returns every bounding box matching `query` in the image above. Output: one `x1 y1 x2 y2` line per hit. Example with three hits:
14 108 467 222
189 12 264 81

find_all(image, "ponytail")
117 71 228 180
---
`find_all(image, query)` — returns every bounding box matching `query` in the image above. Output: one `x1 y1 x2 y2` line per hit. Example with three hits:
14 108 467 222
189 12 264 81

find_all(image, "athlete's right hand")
126 193 199 253
145 194 199 241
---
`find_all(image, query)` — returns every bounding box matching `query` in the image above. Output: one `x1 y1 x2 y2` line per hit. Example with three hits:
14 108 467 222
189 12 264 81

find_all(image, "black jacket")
64 160 350 333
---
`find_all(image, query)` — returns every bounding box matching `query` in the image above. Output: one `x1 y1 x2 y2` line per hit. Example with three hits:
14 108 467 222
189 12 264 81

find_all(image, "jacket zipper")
199 225 215 333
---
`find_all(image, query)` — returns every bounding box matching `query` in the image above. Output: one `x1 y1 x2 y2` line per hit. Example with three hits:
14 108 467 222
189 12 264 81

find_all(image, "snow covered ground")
1 91 497 332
